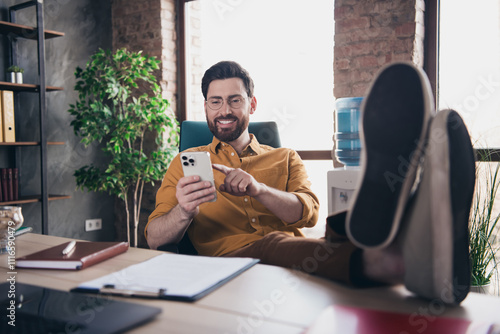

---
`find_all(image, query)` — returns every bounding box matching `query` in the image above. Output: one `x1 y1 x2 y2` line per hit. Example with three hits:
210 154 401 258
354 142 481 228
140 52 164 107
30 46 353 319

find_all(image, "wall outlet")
85 218 102 232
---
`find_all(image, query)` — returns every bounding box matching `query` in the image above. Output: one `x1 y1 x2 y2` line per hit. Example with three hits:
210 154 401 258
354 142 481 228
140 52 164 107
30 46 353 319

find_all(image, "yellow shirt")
146 135 319 256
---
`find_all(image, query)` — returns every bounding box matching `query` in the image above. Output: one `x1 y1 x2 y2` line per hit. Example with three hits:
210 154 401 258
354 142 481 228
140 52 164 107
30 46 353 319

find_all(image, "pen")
62 241 76 255
15 226 33 237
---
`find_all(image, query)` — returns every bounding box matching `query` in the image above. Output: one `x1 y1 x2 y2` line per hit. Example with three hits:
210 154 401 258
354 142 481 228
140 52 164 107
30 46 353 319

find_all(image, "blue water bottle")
334 97 363 167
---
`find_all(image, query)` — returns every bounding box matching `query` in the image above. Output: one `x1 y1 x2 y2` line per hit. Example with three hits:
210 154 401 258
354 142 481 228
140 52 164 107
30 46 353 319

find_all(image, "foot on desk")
354 110 475 305
398 109 475 304
342 63 475 305
346 62 434 249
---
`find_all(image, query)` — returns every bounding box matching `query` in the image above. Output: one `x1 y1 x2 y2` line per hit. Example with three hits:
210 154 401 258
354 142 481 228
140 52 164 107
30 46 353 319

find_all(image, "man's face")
204 77 256 143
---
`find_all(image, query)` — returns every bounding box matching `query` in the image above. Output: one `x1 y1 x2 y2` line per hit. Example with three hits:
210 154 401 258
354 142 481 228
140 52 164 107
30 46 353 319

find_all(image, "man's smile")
217 118 237 128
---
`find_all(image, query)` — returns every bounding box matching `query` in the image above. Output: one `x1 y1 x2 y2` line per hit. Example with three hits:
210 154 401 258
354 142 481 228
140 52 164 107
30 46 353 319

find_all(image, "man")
146 61 475 304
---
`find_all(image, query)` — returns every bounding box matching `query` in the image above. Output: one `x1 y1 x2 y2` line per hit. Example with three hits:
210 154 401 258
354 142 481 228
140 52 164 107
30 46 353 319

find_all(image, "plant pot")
16 72 23 84
9 72 16 83
470 283 492 294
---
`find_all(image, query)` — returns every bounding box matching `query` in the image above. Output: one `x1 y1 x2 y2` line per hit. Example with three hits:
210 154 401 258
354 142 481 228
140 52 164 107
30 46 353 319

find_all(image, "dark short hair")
201 61 254 100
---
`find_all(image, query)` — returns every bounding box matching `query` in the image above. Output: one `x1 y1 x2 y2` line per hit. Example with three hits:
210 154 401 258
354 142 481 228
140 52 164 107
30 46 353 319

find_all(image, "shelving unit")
0 1 68 234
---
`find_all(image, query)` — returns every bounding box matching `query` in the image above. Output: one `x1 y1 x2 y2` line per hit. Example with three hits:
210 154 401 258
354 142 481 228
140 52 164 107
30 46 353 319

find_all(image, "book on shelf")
0 90 3 142
16 241 129 270
12 167 18 200
0 168 18 202
7 168 13 201
1 168 8 201
0 90 15 142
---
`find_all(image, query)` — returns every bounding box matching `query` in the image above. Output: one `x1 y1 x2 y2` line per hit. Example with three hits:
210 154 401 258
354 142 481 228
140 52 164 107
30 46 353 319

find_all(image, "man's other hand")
176 175 216 218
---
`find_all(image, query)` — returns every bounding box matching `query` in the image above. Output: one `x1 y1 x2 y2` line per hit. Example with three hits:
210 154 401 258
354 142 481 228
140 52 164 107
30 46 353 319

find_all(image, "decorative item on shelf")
6 65 24 84
469 151 500 295
0 206 23 254
68 48 179 247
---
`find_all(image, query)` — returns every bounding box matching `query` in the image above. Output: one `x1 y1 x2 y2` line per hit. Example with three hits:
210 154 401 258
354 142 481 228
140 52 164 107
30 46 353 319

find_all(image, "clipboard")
71 253 259 302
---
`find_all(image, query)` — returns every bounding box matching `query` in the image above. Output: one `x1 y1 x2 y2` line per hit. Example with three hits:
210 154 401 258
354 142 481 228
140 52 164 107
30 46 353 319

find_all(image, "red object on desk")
306 304 497 334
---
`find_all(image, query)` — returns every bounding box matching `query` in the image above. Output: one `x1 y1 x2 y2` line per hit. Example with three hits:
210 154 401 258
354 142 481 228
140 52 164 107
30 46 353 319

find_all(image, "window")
439 0 500 149
185 0 335 236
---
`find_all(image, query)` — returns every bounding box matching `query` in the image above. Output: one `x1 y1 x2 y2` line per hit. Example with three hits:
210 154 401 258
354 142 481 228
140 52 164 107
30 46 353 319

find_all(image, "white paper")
77 253 258 298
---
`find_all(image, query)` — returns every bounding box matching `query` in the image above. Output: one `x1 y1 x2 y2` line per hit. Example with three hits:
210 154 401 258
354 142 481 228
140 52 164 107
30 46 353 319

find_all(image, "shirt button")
244 198 248 202
231 152 235 156
251 218 256 223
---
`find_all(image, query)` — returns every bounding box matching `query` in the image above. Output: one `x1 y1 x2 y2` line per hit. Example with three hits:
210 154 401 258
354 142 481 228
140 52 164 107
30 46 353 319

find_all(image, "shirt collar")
209 134 263 156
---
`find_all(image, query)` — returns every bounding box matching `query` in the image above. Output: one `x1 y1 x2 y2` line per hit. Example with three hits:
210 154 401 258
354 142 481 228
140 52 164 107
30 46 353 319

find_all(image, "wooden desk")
2 233 500 333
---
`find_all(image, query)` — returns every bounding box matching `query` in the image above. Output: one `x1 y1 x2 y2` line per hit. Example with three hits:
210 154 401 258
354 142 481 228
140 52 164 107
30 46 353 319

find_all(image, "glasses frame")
206 95 246 110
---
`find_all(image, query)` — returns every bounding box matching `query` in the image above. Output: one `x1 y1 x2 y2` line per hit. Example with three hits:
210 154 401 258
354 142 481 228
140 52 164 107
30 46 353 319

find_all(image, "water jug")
334 97 363 167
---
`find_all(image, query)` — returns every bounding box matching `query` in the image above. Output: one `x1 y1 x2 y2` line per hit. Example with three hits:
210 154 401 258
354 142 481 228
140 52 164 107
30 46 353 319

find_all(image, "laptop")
1 282 161 334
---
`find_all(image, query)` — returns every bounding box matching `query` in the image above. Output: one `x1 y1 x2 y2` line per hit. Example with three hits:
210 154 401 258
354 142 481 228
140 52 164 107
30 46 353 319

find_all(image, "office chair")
157 120 282 254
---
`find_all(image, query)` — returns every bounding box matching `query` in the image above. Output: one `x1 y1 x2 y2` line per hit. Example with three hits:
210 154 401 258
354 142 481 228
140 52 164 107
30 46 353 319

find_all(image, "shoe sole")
402 109 475 304
346 62 434 249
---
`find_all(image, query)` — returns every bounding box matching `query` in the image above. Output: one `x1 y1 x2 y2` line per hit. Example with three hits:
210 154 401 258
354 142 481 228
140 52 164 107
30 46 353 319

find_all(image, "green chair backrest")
179 121 281 151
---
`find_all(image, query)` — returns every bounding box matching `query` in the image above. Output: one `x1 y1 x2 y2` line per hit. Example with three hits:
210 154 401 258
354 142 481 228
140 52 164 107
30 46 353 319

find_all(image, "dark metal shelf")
0 142 65 146
0 81 63 92
0 195 71 205
0 20 64 39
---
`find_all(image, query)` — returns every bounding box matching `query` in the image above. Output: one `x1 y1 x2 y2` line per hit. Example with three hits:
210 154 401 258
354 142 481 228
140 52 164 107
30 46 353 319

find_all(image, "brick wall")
333 0 425 98
111 0 177 111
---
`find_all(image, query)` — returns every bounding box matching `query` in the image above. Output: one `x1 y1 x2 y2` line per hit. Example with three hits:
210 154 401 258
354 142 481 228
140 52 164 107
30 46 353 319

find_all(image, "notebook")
72 253 259 301
16 241 129 270
0 283 161 334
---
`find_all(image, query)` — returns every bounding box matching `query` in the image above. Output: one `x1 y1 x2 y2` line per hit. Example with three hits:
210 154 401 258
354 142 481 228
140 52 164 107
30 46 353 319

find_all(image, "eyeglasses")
206 96 245 110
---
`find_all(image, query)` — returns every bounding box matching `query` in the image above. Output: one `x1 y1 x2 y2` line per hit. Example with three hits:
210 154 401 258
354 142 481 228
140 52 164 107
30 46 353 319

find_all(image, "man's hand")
212 164 265 197
213 163 303 224
176 175 217 219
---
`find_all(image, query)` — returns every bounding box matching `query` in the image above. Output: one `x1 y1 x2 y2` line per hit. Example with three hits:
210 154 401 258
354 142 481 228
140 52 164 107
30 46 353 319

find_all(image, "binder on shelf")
0 90 15 142
0 175 2 202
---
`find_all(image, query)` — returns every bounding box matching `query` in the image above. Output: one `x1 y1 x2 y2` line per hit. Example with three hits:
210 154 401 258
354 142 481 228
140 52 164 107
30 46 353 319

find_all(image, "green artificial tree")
69 48 179 247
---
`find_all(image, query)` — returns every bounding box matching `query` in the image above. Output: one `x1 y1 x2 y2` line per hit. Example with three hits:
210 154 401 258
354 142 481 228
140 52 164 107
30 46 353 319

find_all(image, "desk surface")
2 233 500 333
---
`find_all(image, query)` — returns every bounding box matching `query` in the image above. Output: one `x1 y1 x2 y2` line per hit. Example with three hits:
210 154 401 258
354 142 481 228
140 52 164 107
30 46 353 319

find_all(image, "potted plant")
469 152 500 295
7 65 24 83
68 48 179 247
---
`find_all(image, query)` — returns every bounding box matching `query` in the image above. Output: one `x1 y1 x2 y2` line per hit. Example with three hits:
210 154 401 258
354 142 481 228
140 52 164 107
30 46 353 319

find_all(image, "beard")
207 114 249 143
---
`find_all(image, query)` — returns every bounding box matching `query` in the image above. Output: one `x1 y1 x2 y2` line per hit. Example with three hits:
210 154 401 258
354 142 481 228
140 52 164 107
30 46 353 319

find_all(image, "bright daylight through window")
185 0 335 237
439 0 500 148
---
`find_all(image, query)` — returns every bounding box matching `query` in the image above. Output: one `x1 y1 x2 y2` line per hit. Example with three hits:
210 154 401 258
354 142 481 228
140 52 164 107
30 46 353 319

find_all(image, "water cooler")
327 97 363 216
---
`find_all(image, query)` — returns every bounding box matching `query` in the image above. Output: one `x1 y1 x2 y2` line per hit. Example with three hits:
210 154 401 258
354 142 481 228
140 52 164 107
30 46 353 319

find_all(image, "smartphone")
180 152 217 202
